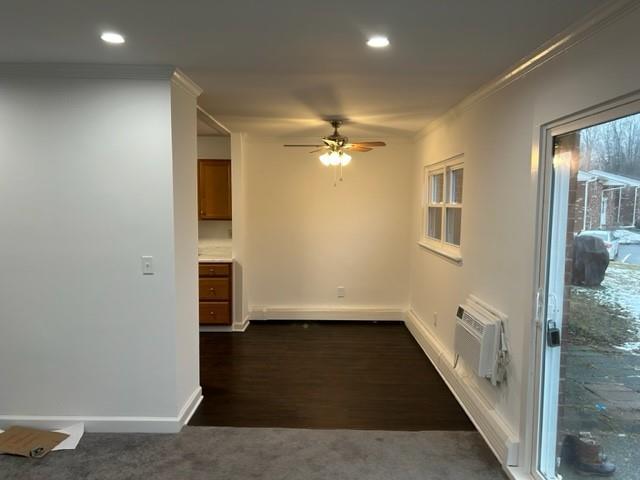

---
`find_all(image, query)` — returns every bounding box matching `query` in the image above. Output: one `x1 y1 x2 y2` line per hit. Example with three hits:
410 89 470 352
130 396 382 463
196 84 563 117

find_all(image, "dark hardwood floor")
189 321 474 431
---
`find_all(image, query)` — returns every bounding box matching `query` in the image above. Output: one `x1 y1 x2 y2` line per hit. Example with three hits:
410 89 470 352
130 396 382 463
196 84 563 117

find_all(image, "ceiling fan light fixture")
320 151 351 167
319 152 333 166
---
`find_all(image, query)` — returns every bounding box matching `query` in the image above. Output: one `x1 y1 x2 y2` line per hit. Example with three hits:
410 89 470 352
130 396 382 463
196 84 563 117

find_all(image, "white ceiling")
0 0 603 137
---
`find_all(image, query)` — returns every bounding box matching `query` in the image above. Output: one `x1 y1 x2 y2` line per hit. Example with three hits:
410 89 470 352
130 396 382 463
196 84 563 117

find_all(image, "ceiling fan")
284 120 386 168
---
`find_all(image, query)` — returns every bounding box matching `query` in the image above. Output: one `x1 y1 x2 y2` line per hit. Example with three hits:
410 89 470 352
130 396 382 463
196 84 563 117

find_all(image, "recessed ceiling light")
101 32 125 44
367 36 389 48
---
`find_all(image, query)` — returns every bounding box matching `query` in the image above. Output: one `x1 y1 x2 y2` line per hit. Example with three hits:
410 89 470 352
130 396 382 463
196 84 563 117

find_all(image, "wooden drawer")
199 263 230 277
199 302 231 325
199 278 230 301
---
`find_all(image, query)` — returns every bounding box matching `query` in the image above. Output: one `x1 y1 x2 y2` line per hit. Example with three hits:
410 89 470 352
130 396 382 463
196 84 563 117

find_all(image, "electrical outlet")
433 312 438 327
337 286 346 298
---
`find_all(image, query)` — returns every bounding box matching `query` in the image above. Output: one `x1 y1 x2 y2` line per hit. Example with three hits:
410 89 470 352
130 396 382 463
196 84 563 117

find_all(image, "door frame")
528 92 640 480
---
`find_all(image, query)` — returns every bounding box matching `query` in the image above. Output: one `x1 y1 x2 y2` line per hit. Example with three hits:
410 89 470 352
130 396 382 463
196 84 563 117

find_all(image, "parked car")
578 230 620 260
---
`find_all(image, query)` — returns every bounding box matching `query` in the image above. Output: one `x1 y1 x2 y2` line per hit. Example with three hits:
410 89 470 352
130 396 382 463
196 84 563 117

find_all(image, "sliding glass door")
536 100 640 480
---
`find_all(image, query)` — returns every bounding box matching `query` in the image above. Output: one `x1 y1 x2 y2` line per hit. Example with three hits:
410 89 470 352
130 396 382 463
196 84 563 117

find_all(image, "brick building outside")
573 169 640 234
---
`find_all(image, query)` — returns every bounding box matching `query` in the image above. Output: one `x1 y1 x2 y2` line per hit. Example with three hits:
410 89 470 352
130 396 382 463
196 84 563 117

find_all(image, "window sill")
417 241 463 264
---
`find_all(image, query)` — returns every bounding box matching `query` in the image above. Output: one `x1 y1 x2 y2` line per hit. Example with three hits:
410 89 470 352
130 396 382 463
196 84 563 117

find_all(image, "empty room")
1 1 640 479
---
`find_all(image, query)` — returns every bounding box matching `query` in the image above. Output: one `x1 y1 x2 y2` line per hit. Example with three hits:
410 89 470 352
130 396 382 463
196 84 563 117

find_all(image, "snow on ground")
595 263 640 317
580 262 640 352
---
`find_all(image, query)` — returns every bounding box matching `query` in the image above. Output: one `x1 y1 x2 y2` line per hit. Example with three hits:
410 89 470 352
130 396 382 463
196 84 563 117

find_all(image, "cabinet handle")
209 288 215 292
210 312 215 316
209 269 215 272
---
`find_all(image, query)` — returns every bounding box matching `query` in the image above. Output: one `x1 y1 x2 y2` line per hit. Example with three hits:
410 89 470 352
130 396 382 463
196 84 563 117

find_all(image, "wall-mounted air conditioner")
454 295 508 385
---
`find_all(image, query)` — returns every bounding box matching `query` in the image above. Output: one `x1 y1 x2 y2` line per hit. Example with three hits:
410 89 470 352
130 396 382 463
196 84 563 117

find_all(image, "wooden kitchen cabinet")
199 278 230 301
198 159 231 220
199 262 232 325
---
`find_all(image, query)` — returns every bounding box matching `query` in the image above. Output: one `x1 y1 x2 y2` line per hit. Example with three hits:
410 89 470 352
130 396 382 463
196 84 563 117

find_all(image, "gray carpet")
0 427 507 480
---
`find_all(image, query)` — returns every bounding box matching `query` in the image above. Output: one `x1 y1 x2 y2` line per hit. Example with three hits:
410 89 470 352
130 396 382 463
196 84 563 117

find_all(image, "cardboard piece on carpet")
0 426 69 458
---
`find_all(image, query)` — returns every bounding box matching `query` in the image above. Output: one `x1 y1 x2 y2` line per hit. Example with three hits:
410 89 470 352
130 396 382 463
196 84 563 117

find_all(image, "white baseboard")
235 317 251 331
199 318 250 333
200 325 234 332
0 386 203 434
404 309 520 468
248 306 406 321
178 386 203 428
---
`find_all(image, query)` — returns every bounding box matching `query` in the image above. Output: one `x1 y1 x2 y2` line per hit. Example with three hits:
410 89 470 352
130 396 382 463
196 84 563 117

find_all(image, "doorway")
536 100 640 479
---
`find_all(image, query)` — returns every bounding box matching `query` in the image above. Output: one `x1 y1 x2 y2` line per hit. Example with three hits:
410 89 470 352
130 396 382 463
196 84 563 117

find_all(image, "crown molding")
197 105 231 135
415 0 640 141
0 64 204 97
171 68 203 98
0 63 176 80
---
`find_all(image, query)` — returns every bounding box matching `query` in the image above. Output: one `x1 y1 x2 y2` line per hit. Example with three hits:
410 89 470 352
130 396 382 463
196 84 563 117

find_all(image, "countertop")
199 256 233 263
198 246 233 263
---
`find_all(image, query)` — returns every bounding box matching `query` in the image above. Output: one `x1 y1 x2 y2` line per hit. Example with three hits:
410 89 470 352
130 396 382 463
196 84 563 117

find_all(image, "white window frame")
418 155 464 263
529 94 640 480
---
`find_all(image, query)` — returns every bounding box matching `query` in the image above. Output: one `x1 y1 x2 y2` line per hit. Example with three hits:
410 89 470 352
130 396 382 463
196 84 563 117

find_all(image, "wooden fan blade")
351 141 386 147
283 144 324 147
347 146 372 152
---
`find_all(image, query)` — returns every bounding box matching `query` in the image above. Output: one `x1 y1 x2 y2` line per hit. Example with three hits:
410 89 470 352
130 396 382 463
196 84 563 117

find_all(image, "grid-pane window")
426 168 444 240
428 207 442 240
423 161 464 255
445 207 462 245
431 173 444 203
449 168 463 204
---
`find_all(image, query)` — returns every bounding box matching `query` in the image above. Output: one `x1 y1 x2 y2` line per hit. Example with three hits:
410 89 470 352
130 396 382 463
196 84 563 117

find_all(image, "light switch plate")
337 286 345 298
141 256 154 275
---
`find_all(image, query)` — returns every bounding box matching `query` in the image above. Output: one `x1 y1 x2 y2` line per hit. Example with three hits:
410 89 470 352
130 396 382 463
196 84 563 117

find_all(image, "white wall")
408 5 640 463
0 69 201 431
244 137 413 314
231 133 249 328
197 136 231 159
198 221 232 249
171 80 201 414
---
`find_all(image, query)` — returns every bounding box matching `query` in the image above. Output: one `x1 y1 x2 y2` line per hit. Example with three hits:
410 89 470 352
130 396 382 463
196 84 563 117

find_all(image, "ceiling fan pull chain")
333 165 338 187
339 162 344 182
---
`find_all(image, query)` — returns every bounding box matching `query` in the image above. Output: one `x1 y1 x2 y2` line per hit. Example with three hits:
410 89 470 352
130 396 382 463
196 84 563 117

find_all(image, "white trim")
248 306 405 321
0 65 204 100
236 317 251 331
0 386 203 433
171 68 203 97
527 93 640 479
503 467 536 480
197 105 231 135
404 309 519 469
199 317 250 333
415 0 640 140
200 326 234 332
420 155 465 260
178 386 203 428
417 240 463 264
0 63 175 80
